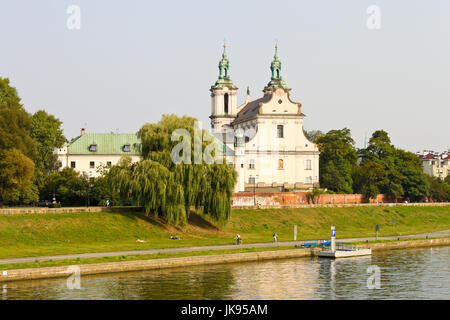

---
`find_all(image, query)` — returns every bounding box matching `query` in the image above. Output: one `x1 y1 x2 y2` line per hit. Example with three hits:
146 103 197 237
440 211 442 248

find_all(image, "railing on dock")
335 242 357 251
302 240 357 251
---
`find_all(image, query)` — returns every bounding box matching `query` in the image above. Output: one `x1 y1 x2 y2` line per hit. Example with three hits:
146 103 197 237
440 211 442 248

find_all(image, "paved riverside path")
1 230 449 265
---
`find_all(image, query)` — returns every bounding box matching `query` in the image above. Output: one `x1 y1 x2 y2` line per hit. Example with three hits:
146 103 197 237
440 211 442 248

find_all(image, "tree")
0 77 38 204
307 187 323 204
320 161 348 193
427 176 449 202
41 168 87 206
316 128 357 193
360 130 394 166
109 115 237 226
304 129 324 143
31 110 66 190
0 77 37 160
401 167 430 202
355 130 430 202
353 161 386 201
0 149 36 205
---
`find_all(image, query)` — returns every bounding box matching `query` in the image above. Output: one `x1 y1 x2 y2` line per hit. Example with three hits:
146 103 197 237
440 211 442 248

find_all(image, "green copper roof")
265 45 290 91
211 44 238 90
67 133 141 155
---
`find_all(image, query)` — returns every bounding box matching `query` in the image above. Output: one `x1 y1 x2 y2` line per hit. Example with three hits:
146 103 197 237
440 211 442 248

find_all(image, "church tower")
263 45 290 94
210 44 238 132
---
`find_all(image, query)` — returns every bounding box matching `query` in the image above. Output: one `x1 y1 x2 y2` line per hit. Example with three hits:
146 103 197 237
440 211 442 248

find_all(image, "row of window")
248 176 314 184
88 144 132 153
246 159 312 170
70 161 112 169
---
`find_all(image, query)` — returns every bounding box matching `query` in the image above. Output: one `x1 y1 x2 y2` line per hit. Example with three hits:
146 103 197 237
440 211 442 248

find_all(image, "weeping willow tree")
109 114 237 226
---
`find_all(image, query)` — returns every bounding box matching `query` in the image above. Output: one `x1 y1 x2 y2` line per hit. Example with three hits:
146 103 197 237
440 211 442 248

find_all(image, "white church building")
210 45 320 192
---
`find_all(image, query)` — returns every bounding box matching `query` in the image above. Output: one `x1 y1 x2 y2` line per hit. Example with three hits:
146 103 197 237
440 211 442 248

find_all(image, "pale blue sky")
1 0 449 152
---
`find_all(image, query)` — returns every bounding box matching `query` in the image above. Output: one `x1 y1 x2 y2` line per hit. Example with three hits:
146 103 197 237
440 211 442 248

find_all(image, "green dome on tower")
265 45 290 91
211 44 238 90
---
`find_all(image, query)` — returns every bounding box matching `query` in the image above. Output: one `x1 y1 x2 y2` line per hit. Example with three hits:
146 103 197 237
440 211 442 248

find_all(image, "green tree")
303 129 324 143
0 77 38 204
355 130 430 202
0 77 37 160
360 130 394 166
353 161 386 201
31 110 66 190
109 115 237 226
316 128 357 193
0 149 37 205
401 167 430 202
41 168 87 206
427 176 449 202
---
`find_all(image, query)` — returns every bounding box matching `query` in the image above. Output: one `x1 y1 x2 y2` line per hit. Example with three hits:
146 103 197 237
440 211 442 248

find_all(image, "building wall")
422 159 450 179
237 116 319 189
233 192 387 207
57 154 141 177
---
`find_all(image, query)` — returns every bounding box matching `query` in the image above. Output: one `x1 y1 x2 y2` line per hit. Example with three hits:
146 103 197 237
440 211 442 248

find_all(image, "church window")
276 69 280 78
278 159 284 169
277 125 284 138
249 159 255 169
278 99 282 104
224 93 229 114
306 176 312 184
90 161 95 169
249 177 256 184
71 161 76 168
107 161 112 167
89 144 97 152
305 159 312 170
123 144 131 152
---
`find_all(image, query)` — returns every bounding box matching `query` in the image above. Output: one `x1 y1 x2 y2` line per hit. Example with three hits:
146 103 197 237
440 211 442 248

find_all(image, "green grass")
0 205 449 260
0 246 296 271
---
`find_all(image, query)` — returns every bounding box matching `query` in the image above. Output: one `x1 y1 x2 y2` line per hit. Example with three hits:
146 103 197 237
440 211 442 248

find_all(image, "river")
2 246 449 300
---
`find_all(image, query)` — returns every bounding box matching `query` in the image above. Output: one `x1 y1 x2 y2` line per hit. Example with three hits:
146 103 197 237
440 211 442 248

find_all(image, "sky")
0 0 449 152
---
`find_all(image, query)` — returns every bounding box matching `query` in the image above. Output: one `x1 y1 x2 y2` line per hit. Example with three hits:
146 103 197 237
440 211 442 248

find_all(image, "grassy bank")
0 246 295 271
0 205 449 259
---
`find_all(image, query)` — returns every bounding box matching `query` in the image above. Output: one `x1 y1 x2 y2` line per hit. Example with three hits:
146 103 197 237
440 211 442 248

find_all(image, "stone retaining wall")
0 206 142 215
359 237 450 251
1 238 449 283
0 249 312 282
2 202 449 214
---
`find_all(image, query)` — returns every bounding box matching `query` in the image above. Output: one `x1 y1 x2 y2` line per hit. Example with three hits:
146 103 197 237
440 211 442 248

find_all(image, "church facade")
210 45 320 192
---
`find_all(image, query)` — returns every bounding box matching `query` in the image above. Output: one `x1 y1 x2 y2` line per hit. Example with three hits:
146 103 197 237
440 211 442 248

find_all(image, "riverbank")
1 205 449 260
1 238 449 283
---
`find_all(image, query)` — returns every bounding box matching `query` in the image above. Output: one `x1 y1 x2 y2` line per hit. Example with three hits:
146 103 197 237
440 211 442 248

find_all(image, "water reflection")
3 246 449 300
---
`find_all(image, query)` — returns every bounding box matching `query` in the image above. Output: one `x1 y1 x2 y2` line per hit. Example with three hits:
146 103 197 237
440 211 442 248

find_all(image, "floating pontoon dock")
316 226 372 258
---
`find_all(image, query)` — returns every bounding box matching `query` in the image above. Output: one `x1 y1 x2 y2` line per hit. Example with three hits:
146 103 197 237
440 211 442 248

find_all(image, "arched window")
224 93 229 114
276 69 280 78
278 159 284 169
224 68 228 77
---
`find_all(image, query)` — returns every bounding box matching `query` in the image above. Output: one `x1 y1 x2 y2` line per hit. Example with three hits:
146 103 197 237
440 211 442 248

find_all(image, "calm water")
2 246 449 300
